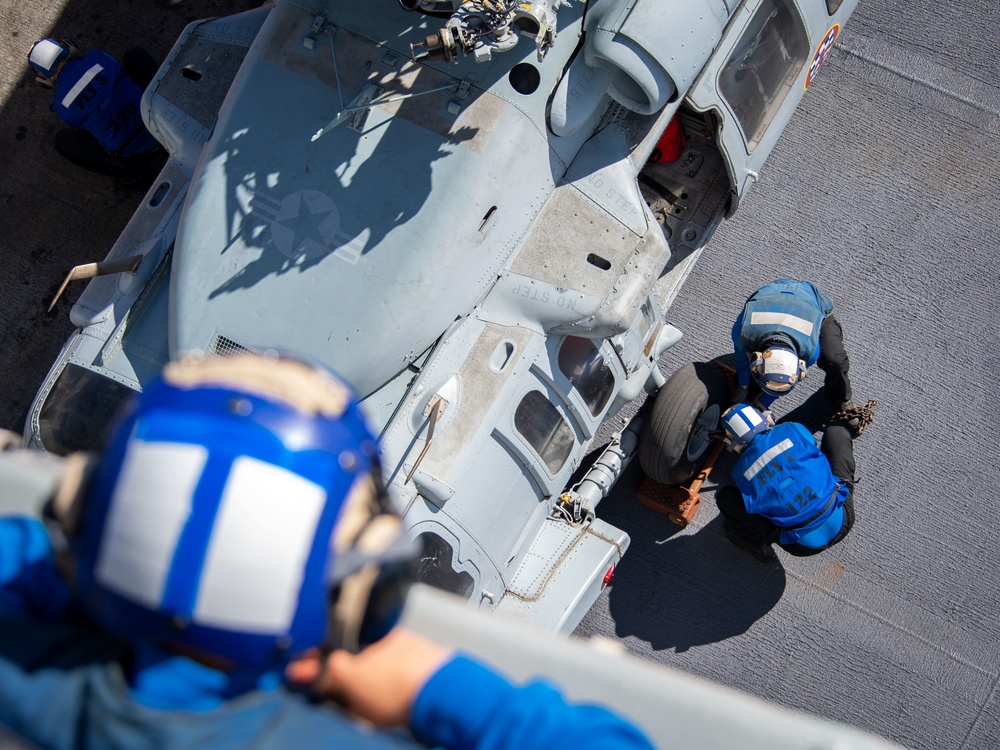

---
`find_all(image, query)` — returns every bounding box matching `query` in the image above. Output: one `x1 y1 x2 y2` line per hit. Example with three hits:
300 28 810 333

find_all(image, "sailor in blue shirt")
731 279 854 413
0 354 652 750
715 403 857 563
27 38 162 183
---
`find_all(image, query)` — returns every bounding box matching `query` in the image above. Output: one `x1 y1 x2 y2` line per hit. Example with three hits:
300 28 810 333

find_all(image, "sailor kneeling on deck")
715 403 856 564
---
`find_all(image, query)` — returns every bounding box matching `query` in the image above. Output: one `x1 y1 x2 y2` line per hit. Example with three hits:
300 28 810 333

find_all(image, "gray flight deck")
1 2 997 749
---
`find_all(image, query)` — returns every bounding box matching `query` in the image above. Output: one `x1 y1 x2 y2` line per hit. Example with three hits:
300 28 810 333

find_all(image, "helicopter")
26 0 860 631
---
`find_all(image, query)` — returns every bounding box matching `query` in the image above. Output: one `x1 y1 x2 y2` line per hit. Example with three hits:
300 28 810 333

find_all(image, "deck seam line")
958 670 999 750
833 42 1000 120
785 568 997 679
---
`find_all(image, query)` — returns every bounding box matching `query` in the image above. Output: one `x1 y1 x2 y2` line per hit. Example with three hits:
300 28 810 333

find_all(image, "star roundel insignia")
805 24 840 91
270 190 342 262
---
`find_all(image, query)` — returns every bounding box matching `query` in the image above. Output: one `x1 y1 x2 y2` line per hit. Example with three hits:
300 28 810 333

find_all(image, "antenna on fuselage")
310 24 460 142
48 256 142 312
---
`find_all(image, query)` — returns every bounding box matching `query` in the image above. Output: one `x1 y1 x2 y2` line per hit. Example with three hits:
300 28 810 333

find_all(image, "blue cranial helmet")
28 38 72 78
750 345 806 398
60 353 413 667
722 402 770 453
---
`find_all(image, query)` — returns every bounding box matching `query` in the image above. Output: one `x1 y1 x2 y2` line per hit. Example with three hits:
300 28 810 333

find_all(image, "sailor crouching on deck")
715 403 857 564
27 38 163 186
731 279 857 427
0 354 652 750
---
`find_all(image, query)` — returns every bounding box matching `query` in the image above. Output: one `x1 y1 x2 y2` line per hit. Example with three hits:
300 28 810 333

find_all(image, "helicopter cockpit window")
557 336 615 417
37 364 133 455
414 532 476 599
718 0 809 150
514 390 575 474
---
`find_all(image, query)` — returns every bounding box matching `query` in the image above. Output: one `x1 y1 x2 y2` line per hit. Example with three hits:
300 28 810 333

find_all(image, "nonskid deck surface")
578 2 1000 749
1 1 997 749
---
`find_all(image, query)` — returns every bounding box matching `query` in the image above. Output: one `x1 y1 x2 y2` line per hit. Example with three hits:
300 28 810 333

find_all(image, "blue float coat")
0 517 652 750
732 423 849 548
731 279 834 388
52 50 159 156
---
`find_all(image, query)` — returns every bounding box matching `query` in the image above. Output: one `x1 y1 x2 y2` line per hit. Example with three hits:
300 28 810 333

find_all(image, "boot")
836 400 861 432
724 524 776 564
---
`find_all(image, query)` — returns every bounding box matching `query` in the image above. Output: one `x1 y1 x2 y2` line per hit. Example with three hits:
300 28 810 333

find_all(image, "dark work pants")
53 48 161 180
817 314 853 403
717 424 857 556
122 48 158 89
54 130 161 179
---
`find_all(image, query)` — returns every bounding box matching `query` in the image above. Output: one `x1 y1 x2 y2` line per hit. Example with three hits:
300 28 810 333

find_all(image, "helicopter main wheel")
638 361 731 486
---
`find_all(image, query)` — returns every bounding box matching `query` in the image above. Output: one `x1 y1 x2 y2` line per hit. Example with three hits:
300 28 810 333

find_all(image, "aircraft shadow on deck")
590 457 787 653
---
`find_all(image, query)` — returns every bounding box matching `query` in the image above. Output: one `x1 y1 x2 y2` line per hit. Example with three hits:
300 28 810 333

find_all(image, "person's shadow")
593 462 786 652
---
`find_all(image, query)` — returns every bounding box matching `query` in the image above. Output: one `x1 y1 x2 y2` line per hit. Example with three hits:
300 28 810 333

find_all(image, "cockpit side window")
718 0 810 150
38 364 133 455
514 390 575 474
557 336 615 417
414 532 475 599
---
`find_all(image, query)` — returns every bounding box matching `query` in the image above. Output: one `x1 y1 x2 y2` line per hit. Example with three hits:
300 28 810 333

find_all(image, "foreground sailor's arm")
0 517 71 620
287 628 654 750
411 652 654 750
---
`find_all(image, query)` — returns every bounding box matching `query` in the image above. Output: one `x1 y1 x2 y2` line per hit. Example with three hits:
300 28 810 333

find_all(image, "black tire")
638 361 731 485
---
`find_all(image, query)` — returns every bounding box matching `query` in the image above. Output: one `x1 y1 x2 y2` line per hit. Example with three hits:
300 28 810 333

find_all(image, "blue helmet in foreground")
722 403 770 453
28 38 72 79
50 354 414 667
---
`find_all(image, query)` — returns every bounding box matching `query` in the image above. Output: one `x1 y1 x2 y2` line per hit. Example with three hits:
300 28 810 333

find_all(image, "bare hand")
286 628 452 728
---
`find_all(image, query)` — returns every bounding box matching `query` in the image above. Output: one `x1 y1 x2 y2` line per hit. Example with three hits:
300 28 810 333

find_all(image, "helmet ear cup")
43 453 99 580
327 554 411 654
326 464 413 653
47 452 99 538
328 563 382 654
327 513 412 653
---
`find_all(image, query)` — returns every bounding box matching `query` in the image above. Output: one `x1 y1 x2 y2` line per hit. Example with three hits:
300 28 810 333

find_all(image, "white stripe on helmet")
30 39 66 74
193 457 326 632
95 441 206 608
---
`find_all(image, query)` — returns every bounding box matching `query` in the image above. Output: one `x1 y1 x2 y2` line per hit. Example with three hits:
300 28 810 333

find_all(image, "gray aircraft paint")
26 0 861 631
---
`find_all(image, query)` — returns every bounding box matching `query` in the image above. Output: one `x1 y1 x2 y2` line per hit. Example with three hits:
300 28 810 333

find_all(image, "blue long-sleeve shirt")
731 280 834 406
0 517 652 750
